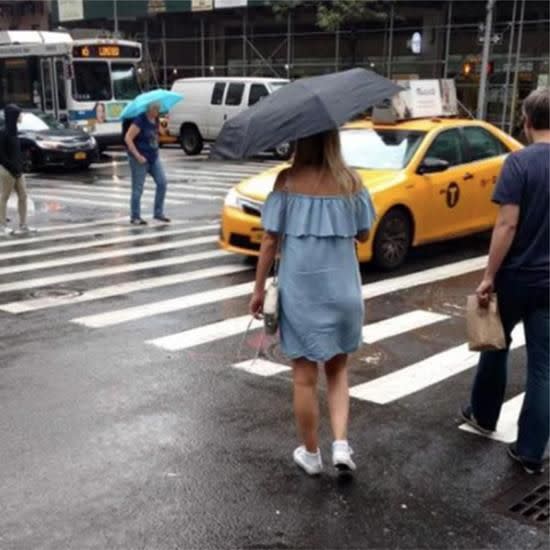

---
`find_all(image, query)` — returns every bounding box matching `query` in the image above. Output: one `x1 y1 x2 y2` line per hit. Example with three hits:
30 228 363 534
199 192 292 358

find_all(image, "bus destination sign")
73 44 141 59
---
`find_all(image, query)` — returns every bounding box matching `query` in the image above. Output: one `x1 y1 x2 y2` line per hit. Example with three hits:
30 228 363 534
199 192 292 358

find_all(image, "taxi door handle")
463 172 474 181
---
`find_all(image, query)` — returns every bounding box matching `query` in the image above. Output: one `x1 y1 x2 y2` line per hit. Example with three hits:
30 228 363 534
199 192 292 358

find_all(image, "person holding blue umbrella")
122 89 182 225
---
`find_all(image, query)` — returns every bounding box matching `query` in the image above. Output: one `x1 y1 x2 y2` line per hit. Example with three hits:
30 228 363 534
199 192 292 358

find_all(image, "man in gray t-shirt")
462 87 550 475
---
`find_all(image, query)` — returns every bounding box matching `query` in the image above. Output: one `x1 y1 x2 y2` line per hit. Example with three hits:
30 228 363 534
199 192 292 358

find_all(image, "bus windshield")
72 61 111 101
112 63 140 100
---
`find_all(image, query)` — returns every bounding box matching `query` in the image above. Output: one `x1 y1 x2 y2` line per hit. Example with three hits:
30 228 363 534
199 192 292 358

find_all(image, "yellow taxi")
219 118 522 270
159 115 178 146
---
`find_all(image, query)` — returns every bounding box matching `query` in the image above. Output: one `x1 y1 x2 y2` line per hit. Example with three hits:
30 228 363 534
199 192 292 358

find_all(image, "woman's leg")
0 167 15 226
324 353 350 441
292 358 319 452
148 158 167 219
14 175 28 226
128 156 147 221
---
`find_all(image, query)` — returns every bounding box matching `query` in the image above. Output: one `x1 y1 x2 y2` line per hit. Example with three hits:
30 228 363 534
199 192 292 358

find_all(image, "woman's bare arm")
124 124 146 164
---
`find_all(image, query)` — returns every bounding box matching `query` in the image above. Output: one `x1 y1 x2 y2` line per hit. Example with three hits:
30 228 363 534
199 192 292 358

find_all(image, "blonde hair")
292 130 361 195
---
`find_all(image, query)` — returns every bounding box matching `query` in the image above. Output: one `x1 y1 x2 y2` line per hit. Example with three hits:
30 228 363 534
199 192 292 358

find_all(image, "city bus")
0 31 142 148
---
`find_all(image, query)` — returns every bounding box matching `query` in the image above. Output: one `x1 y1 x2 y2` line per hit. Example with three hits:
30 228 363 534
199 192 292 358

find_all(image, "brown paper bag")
466 294 507 352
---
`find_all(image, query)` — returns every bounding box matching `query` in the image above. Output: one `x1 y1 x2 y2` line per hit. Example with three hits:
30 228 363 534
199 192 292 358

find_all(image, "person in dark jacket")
0 104 34 235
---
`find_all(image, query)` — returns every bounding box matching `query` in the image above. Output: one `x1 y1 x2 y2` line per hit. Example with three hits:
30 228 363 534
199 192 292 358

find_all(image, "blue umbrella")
120 89 183 119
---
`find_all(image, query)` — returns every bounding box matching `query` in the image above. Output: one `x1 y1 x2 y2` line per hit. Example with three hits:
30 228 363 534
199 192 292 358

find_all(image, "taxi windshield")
341 128 426 170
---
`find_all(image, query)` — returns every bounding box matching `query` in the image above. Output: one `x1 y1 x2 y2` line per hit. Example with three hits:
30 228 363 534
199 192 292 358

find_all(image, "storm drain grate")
508 484 549 524
490 481 549 529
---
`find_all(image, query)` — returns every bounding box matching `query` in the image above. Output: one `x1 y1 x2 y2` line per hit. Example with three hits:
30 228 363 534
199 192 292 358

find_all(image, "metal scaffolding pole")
242 12 247 76
162 17 168 88
334 25 340 72
286 11 291 78
476 0 496 120
443 0 453 78
509 0 526 134
387 2 394 78
113 0 118 36
500 0 517 128
143 18 149 90
200 17 206 77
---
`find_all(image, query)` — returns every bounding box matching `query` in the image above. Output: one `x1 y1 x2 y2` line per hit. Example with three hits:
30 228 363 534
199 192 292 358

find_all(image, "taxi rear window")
341 129 426 170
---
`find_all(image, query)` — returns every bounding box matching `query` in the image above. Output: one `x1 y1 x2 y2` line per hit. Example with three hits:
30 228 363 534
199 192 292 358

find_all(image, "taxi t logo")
446 182 460 208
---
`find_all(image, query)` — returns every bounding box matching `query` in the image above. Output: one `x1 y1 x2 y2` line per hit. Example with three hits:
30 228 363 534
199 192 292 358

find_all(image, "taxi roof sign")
374 79 458 123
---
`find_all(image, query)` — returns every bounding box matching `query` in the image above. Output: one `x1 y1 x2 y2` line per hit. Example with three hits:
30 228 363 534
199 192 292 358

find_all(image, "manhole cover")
489 480 549 529
29 287 83 299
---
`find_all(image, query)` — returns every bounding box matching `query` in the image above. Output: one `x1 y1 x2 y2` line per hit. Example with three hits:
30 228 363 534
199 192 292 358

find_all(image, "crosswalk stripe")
459 394 524 443
96 178 229 194
0 249 229 294
35 185 189 206
233 359 291 377
72 279 261 328
0 235 217 276
349 326 525 404
31 193 135 209
148 315 260 351
363 256 487 300
171 168 263 178
364 310 449 344
0 225 216 262
1 264 251 313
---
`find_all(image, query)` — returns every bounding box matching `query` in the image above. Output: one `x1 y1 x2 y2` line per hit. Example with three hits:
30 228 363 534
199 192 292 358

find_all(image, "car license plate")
74 152 87 160
250 231 263 243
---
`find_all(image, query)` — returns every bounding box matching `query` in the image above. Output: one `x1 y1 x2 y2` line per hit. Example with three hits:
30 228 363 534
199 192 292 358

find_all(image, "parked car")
0 110 99 172
219 117 522 270
168 77 291 158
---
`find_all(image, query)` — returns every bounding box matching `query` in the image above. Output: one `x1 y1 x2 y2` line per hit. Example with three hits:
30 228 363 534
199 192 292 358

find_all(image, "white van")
168 77 289 157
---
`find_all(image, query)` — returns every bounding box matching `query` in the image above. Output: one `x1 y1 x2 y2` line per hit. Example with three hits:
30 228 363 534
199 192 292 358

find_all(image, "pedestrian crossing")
0 215 526 448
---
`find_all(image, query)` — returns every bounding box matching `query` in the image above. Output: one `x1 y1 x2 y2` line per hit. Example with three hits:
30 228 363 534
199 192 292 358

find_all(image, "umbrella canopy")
210 68 402 160
120 89 183 120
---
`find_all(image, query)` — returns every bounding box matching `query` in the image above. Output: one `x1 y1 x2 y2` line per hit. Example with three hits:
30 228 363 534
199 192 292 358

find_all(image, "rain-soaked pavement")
0 147 547 550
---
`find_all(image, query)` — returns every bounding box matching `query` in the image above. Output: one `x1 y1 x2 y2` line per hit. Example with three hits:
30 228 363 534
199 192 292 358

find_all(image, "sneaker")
154 215 171 223
332 440 356 472
0 225 12 237
130 218 148 226
460 405 494 436
508 444 544 475
14 225 36 235
293 446 323 476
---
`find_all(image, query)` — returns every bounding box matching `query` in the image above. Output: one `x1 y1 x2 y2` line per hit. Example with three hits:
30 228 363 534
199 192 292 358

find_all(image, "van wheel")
373 208 412 271
273 142 293 160
180 125 203 155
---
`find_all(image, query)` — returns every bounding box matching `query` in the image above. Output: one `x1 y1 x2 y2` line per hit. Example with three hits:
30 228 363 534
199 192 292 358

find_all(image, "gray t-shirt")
493 142 550 288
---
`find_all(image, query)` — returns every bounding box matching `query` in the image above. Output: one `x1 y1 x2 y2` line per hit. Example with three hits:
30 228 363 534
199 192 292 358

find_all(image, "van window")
211 82 226 105
225 83 245 106
249 84 269 106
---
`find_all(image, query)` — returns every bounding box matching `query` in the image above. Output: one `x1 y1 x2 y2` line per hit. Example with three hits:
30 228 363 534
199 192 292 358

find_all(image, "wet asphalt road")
0 147 547 550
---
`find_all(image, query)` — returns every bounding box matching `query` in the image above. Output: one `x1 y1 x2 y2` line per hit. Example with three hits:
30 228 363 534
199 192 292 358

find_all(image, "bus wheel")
180 125 203 155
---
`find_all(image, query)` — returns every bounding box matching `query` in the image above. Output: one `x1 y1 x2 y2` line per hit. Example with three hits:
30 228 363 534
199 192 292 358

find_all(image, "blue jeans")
470 274 549 464
128 155 167 220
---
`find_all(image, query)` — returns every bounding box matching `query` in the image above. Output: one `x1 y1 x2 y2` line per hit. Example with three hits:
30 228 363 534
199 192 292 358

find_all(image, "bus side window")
55 60 66 111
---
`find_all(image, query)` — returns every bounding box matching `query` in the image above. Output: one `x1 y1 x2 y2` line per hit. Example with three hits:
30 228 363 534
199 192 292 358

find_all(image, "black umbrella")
210 68 403 160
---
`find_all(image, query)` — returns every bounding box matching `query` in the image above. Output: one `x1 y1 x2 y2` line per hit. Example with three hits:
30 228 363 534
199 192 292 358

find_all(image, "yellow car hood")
236 166 405 201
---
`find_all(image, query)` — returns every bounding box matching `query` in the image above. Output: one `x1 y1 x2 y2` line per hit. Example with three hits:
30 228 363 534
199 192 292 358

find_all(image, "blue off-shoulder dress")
261 189 376 362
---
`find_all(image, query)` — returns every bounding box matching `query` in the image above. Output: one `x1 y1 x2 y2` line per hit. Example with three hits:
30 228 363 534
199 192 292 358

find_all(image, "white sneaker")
332 440 356 472
0 225 12 237
14 225 36 235
293 446 323 476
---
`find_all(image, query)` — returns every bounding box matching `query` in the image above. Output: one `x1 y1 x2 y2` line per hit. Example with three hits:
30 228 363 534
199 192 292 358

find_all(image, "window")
463 126 508 162
248 84 268 106
425 130 464 167
112 63 140 100
340 129 426 170
72 62 111 101
55 60 66 110
211 82 226 105
225 83 244 106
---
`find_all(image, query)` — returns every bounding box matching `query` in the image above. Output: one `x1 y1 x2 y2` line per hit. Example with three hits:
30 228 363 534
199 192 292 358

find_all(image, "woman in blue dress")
249 130 375 476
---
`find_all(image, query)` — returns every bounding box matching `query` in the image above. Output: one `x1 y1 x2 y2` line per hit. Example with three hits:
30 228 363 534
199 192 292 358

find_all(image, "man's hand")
476 277 494 308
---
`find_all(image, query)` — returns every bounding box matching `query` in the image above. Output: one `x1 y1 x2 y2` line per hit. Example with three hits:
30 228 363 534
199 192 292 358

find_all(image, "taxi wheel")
22 149 35 173
373 209 412 271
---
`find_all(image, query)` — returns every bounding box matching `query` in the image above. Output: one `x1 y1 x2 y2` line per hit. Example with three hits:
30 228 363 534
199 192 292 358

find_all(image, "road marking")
171 168 264 178
0 225 216 261
96 179 229 194
36 185 189 205
31 193 133 210
349 326 525 404
30 217 129 233
72 280 262 328
232 359 291 377
0 249 230 294
1 264 251 313
148 315 260 351
0 235 217 276
459 393 524 443
362 256 488 300
364 310 449 344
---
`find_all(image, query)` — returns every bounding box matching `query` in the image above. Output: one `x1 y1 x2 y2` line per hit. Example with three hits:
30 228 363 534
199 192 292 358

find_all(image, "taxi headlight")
224 188 243 210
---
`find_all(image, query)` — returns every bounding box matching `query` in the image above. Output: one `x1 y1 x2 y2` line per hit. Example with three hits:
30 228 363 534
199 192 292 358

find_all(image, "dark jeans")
128 155 167 220
470 274 549 463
